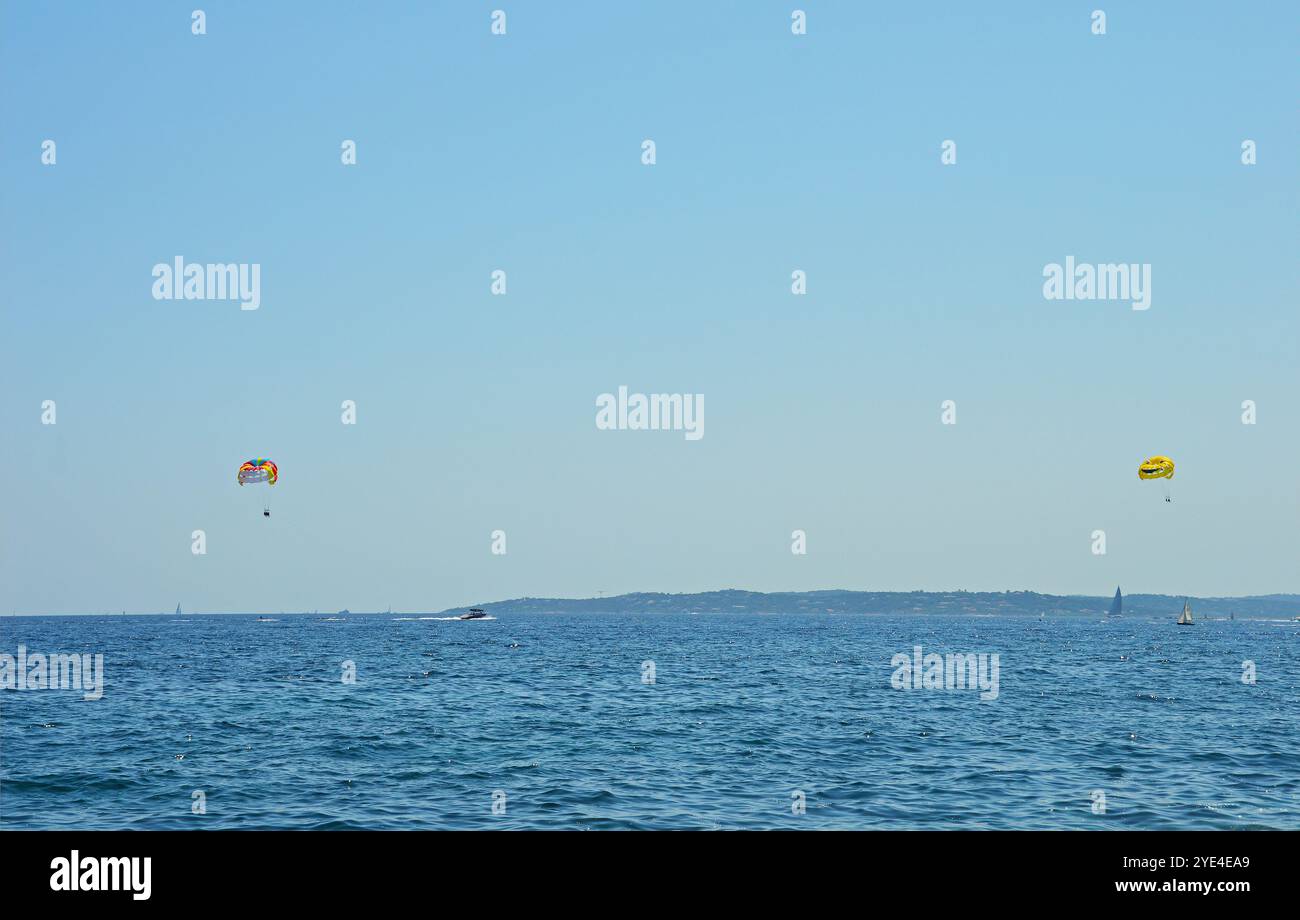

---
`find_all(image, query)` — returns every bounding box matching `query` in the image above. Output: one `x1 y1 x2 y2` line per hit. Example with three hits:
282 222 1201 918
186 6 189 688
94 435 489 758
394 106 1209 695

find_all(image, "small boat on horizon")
1107 586 1122 619
1177 599 1194 626
459 607 488 620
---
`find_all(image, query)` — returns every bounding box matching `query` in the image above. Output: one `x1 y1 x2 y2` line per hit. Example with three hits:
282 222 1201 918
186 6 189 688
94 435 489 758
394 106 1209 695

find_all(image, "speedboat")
459 608 487 620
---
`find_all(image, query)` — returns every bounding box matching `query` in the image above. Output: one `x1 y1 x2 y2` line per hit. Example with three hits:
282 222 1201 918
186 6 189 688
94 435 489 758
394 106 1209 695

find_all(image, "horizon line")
8 586 1300 617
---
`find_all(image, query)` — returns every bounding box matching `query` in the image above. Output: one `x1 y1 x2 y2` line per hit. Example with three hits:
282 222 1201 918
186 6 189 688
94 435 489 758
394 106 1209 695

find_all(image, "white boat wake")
392 616 497 621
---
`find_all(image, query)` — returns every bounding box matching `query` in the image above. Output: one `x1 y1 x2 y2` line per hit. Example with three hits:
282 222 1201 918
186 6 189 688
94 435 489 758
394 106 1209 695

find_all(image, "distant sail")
1108 587 1122 618
176 603 182 616
1177 599 1193 626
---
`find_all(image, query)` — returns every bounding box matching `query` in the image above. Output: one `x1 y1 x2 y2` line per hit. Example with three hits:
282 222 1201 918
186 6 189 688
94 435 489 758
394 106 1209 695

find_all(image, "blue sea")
1 613 1297 829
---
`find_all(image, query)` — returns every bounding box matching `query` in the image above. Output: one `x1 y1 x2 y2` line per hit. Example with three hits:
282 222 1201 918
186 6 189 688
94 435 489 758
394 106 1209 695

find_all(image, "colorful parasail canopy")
238 458 278 485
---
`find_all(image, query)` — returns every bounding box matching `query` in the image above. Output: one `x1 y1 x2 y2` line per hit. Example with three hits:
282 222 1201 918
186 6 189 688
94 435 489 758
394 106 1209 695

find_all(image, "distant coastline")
435 589 1300 619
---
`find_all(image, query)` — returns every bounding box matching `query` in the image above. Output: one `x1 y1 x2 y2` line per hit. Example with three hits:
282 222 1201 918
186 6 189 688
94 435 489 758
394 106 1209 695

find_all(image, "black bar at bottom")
1 829 1281 906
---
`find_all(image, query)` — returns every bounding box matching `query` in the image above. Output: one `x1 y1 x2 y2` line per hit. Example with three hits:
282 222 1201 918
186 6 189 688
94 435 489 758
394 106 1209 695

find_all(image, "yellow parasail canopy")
1138 456 1175 480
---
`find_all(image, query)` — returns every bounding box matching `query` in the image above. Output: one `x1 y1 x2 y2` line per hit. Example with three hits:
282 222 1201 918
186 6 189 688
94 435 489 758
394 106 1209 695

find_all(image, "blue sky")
2 2 1296 613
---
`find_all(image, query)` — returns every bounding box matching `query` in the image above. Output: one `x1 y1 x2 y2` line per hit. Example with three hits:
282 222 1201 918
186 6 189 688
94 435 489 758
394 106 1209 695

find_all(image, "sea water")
1 613 1296 829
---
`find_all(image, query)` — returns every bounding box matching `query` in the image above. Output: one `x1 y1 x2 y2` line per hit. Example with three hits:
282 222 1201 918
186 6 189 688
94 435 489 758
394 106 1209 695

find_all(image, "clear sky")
2 2 1296 613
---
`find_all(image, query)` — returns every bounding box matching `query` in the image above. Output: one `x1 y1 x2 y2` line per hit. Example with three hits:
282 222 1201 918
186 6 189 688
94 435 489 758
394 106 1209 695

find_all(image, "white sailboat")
1177 599 1193 626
